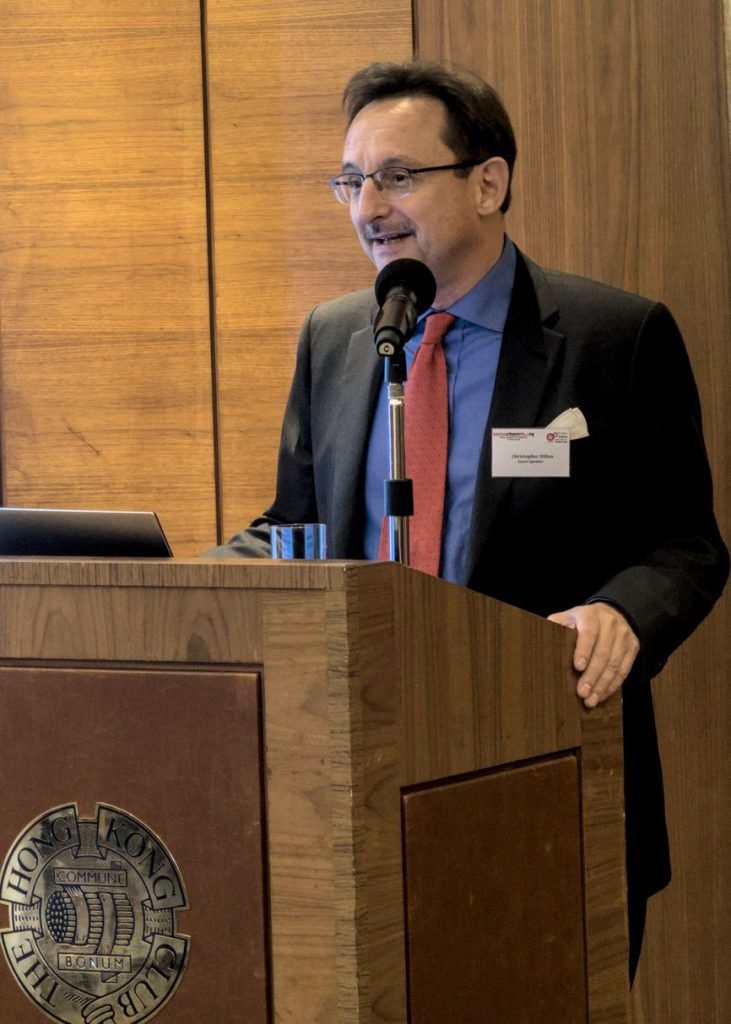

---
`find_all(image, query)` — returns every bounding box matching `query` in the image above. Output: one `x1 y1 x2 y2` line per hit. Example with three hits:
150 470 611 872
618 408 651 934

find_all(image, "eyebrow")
340 156 417 173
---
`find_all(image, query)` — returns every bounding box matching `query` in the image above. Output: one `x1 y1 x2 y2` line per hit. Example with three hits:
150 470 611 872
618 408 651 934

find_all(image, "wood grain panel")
0 666 268 1023
0 2 215 555
416 1 730 1019
205 1 413 541
403 758 586 1024
261 593 339 1022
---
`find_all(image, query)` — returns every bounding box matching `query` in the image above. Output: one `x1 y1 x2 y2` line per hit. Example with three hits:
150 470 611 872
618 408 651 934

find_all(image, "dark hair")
342 61 517 213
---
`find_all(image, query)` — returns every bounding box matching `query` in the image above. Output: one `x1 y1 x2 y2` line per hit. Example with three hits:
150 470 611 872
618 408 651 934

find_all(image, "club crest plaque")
1 804 189 1024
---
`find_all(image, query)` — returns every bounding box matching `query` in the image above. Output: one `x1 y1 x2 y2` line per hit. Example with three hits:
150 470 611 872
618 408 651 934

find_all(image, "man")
208 61 728 981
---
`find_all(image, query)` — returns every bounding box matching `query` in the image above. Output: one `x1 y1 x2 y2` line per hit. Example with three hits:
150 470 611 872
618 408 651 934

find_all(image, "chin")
374 250 397 269
375 246 421 270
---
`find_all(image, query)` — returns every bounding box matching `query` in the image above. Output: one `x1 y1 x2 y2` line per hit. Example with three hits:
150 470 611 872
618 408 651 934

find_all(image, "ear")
475 157 510 215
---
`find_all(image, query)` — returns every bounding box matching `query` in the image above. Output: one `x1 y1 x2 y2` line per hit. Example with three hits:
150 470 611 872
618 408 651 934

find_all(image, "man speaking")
208 61 728 980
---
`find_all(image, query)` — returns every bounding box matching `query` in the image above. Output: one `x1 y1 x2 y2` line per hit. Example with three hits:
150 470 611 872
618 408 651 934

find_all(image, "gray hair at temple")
341 60 517 213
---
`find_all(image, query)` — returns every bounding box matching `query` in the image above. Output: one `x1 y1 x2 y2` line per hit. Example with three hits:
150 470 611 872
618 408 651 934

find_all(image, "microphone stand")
372 258 436 567
382 351 412 565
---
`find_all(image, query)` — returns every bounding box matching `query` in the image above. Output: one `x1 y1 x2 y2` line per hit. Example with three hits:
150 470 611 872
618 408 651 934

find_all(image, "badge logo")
1 804 189 1023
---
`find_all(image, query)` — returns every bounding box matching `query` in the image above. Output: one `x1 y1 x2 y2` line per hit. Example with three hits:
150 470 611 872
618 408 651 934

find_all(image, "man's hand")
547 602 640 708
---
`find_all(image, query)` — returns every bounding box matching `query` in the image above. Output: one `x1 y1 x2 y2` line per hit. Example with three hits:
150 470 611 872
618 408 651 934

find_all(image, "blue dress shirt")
363 236 517 584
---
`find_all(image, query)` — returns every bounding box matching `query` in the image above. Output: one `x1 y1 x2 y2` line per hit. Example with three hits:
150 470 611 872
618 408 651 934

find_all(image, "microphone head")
374 258 436 314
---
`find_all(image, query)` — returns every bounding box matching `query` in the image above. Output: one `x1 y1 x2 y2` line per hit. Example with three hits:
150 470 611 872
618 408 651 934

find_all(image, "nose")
352 175 392 224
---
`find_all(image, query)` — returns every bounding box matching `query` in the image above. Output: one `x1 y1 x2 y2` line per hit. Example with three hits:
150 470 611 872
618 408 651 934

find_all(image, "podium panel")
0 665 268 1023
403 755 585 1023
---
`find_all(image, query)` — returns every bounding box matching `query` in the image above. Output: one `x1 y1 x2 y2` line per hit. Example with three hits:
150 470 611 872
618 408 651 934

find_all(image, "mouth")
366 234 413 262
369 231 413 250
372 234 407 246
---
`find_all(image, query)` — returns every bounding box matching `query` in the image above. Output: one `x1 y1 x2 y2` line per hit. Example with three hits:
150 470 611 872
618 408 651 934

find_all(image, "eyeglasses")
327 158 488 205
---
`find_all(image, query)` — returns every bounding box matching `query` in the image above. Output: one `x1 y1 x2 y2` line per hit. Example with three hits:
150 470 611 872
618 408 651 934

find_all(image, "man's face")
342 95 492 304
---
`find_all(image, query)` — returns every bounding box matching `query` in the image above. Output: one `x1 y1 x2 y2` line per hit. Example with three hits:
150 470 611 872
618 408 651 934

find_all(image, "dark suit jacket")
211 250 729 901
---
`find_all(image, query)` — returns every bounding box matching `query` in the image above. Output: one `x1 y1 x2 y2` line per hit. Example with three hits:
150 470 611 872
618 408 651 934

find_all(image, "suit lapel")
322 253 566 568
328 319 381 556
465 253 566 578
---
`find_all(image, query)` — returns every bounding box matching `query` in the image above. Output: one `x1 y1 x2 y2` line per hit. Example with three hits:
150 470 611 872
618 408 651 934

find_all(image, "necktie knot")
420 311 457 348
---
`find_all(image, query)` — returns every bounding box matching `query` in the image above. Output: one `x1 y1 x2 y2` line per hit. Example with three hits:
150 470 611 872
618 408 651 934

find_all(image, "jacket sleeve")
588 302 728 674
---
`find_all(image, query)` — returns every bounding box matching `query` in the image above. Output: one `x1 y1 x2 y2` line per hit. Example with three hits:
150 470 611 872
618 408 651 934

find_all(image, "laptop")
0 508 173 558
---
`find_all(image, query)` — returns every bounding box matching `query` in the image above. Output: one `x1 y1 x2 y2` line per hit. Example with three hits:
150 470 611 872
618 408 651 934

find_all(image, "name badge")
492 429 570 477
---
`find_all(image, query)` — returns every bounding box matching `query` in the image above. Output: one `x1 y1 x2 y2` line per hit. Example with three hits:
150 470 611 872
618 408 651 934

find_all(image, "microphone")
373 259 437 356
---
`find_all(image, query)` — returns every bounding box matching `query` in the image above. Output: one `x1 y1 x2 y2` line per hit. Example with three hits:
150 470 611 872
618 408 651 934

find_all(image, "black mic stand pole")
382 350 412 566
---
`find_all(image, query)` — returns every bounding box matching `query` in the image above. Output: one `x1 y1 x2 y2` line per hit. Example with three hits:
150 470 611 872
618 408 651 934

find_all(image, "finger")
582 661 624 707
575 612 622 696
546 610 577 628
571 615 601 675
580 629 639 706
547 606 600 674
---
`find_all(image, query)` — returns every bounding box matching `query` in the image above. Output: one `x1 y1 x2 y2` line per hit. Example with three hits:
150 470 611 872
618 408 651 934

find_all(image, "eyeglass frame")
327 157 489 205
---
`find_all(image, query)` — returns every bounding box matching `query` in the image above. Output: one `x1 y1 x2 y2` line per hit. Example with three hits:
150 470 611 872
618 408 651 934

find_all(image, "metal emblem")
1 805 189 1023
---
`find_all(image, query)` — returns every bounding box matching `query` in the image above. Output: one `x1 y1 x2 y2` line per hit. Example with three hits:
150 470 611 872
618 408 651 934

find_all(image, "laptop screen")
0 508 173 558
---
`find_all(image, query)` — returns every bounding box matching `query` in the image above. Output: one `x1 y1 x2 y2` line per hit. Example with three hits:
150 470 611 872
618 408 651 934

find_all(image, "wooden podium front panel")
402 755 586 1024
0 665 269 1024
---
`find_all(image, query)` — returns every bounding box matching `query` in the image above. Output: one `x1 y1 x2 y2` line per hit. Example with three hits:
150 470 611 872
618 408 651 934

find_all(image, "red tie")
379 312 455 574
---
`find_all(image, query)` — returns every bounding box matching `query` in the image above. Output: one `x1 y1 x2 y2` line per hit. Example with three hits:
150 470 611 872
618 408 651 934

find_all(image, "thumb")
547 609 577 628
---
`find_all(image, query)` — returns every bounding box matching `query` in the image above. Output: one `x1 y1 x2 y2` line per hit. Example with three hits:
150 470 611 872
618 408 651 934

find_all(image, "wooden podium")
0 559 630 1023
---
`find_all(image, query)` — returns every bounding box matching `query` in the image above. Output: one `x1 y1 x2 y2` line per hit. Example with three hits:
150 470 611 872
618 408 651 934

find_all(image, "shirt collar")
420 235 517 333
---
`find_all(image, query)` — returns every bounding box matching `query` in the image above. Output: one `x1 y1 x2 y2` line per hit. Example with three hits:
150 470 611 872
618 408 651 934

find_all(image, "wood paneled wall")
204 1 412 541
415 1 730 1019
0 0 411 551
0 2 216 555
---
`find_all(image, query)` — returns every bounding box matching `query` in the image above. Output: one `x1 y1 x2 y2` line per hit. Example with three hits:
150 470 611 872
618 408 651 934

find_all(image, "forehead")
342 95 453 169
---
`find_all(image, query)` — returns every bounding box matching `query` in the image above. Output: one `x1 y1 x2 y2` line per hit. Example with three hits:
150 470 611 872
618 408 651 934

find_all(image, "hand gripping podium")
0 559 630 1024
